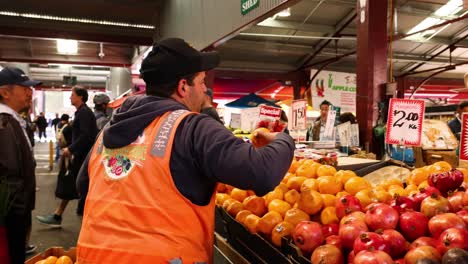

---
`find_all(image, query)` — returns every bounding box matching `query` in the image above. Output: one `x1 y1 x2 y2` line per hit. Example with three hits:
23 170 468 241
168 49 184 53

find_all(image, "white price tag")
291 99 307 130
323 109 336 140
385 98 425 146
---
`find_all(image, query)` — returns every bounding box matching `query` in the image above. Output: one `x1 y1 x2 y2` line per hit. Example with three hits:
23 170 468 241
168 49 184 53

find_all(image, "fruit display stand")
25 247 75 264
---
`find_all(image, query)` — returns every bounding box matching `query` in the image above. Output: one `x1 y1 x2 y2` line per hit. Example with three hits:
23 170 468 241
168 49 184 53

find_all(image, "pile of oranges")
34 255 74 264
216 159 468 248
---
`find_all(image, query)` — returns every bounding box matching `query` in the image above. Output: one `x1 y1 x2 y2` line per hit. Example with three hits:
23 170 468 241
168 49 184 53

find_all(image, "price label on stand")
385 98 425 146
459 113 468 162
291 99 307 130
323 109 337 140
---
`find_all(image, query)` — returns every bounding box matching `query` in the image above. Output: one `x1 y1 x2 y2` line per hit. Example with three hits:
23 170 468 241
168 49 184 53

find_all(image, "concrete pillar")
356 0 388 155
107 67 132 98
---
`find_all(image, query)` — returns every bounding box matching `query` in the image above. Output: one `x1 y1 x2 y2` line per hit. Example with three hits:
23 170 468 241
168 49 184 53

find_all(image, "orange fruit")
297 189 323 215
257 211 283 235
380 178 403 190
387 185 407 197
276 183 289 194
268 199 292 218
216 183 227 193
287 176 308 191
321 194 337 208
271 221 294 247
320 206 339 225
250 127 270 148
56 256 73 264
264 189 284 206
296 163 318 178
43 256 58 264
340 211 366 225
225 185 234 194
355 189 372 208
288 159 300 174
405 184 418 192
335 191 350 199
243 196 267 217
226 201 244 217
371 189 392 204
301 178 319 193
406 168 429 186
284 189 301 206
282 172 295 184
335 170 357 185
418 180 430 190
222 198 237 210
432 161 452 173
317 176 342 195
316 165 337 177
235 210 253 224
284 208 310 227
344 177 371 195
215 193 231 206
35 261 45 264
244 214 260 234
230 188 248 202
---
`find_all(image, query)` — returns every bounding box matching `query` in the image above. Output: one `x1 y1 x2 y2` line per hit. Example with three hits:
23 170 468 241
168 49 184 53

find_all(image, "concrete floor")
27 137 234 263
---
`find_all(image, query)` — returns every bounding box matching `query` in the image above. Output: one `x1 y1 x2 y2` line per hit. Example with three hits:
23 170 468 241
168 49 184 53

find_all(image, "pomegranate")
390 195 417 214
436 228 468 254
325 235 342 250
394 259 405 264
447 191 465 212
379 229 407 258
399 211 429 241
353 250 393 264
428 213 466 238
404 246 441 264
321 223 339 238
365 203 399 231
347 250 355 264
420 193 450 219
310 244 344 264
335 195 362 219
412 187 442 210
428 169 464 196
409 237 438 250
339 221 369 251
456 209 468 225
292 221 324 254
353 232 390 254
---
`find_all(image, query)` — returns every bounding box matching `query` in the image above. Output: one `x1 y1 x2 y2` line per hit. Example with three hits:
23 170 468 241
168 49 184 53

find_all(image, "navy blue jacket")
77 95 295 205
69 104 97 159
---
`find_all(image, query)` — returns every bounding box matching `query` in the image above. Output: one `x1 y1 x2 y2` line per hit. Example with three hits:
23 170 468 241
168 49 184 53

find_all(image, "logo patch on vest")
103 154 133 180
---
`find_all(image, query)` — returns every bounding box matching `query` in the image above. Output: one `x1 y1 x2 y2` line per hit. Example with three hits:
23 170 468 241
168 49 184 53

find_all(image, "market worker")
307 100 332 141
0 66 41 264
76 38 295 264
448 100 468 140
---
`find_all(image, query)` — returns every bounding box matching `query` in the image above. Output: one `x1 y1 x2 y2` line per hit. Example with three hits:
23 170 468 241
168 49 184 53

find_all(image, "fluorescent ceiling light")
406 0 463 41
276 8 291 17
57 39 78 54
0 11 155 29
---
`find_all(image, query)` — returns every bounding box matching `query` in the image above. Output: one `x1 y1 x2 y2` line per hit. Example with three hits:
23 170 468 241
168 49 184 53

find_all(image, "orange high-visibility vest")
77 110 216 264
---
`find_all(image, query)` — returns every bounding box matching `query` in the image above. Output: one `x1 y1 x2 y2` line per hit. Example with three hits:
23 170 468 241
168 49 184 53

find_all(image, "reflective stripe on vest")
77 110 216 264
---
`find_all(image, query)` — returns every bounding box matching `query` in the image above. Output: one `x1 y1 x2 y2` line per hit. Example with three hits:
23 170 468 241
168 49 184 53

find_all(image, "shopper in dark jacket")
0 66 41 264
201 88 223 124
35 112 47 139
75 38 295 263
37 87 97 226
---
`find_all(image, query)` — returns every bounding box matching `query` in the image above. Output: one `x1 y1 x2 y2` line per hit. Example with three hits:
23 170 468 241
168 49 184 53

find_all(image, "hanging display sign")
241 0 259 15
310 70 356 113
459 113 468 162
323 109 337 140
291 99 307 130
385 98 425 146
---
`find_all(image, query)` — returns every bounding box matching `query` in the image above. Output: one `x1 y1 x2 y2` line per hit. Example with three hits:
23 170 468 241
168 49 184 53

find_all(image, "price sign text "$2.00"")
385 98 425 146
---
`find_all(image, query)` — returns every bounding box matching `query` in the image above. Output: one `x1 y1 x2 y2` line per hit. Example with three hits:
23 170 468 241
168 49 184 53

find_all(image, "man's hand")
62 147 71 157
251 128 278 148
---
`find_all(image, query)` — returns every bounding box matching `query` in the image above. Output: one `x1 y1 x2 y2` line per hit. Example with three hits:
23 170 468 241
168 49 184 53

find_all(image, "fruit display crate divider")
25 247 76 264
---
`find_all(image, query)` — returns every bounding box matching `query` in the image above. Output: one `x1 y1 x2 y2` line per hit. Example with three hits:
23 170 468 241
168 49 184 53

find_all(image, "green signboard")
241 0 259 15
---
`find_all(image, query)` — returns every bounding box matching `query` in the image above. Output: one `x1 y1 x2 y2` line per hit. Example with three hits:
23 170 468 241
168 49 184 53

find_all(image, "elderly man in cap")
76 38 295 263
201 87 223 124
0 67 41 263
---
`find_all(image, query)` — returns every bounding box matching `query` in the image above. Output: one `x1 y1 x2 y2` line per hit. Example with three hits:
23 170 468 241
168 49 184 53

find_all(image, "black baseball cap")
140 38 220 85
0 67 42 87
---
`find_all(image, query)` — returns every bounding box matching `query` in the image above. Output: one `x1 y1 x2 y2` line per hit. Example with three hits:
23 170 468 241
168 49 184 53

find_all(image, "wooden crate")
422 149 458 167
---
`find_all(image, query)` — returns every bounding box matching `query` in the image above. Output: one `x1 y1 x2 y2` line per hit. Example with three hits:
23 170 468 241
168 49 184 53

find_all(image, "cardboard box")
25 247 76 264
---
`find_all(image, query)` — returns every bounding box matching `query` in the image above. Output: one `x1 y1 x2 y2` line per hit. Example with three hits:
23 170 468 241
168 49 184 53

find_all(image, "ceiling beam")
0 55 131 67
253 20 336 34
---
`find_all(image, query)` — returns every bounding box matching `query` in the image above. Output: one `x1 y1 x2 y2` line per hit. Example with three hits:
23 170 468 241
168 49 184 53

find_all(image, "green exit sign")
241 0 259 15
